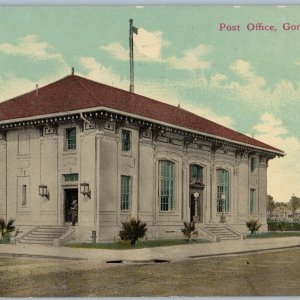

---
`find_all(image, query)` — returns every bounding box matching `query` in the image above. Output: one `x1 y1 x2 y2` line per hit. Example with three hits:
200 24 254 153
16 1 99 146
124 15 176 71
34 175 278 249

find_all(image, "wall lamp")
39 184 49 199
80 182 91 198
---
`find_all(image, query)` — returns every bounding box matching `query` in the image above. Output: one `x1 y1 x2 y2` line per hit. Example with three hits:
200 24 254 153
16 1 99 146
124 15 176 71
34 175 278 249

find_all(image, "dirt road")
0 248 299 296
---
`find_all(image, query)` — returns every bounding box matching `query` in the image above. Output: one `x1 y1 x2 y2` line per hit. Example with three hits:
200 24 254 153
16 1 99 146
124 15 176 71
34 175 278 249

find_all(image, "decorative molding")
234 167 239 175
104 122 115 131
211 142 222 154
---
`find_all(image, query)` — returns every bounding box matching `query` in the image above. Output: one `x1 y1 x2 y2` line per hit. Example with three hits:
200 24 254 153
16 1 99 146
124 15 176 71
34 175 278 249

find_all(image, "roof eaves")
0 105 285 157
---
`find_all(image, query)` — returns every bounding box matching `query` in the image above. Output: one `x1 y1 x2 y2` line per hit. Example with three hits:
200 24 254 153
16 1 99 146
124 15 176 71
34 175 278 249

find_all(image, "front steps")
18 226 71 246
202 224 242 241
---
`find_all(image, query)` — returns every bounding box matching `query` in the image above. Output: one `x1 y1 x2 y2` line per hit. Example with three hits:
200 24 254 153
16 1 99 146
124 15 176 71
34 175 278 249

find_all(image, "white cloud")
100 28 169 62
0 69 69 102
215 59 300 108
252 113 300 202
0 35 66 65
166 44 211 71
210 73 227 88
100 43 128 61
79 56 128 89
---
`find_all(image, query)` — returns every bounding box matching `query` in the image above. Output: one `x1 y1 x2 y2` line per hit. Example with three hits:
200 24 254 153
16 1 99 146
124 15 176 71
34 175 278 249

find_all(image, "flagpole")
129 19 134 93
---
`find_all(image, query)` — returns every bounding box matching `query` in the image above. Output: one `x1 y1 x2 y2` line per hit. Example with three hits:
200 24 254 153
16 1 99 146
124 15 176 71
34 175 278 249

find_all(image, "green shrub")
181 221 198 241
0 218 16 240
268 220 300 231
246 219 262 235
119 218 147 246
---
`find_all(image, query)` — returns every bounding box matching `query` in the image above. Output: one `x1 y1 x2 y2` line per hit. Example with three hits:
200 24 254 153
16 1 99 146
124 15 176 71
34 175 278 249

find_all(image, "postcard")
0 5 300 297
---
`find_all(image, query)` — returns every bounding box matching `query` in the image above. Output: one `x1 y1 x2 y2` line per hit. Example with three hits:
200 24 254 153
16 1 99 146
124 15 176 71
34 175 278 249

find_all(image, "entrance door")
190 192 203 223
64 189 78 223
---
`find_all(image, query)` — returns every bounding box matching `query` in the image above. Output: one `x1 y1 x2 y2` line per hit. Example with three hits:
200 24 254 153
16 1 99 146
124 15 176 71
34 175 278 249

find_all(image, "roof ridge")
71 75 100 104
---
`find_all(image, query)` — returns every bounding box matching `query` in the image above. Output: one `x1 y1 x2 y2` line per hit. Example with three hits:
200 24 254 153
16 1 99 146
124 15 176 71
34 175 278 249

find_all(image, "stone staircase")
202 224 242 241
18 225 71 246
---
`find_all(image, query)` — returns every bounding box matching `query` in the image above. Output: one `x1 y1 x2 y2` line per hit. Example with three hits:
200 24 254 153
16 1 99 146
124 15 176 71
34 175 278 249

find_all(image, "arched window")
190 164 203 183
159 160 174 211
216 169 230 213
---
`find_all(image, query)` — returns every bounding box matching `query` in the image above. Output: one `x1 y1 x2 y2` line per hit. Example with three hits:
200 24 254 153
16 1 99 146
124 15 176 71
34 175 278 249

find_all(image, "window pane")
190 165 203 180
66 128 76 150
121 176 130 210
160 161 174 211
122 130 131 152
216 169 230 213
250 189 256 213
64 173 79 182
251 157 255 172
22 185 27 206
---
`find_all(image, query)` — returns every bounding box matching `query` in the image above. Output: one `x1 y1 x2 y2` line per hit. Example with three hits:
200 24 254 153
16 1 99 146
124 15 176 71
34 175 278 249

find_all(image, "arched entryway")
189 164 205 223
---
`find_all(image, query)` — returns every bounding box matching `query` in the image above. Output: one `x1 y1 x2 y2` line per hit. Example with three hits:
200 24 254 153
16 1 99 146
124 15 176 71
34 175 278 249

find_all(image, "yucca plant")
119 218 147 246
246 219 262 235
0 218 16 239
181 221 198 241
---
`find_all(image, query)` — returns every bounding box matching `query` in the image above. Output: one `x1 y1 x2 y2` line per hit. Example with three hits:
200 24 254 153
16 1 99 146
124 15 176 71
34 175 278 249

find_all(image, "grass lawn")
68 238 210 249
246 231 300 239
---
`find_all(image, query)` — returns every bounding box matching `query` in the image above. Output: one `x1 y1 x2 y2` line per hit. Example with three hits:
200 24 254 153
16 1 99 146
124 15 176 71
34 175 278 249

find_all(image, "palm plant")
119 218 147 246
181 221 198 241
0 218 16 239
246 219 262 235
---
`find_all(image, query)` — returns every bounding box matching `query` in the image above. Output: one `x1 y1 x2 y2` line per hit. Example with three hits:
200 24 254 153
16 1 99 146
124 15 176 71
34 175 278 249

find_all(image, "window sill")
121 151 132 157
63 150 77 155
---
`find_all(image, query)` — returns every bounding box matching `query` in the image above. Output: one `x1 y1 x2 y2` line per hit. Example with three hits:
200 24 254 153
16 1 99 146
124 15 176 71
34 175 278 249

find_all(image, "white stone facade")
0 112 272 242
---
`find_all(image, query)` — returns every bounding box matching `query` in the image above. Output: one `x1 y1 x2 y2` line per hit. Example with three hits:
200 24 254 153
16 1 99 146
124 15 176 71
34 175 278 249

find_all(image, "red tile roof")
0 74 283 155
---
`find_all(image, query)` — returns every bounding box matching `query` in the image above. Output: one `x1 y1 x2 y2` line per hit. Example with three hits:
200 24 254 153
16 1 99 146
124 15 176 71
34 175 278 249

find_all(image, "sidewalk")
1 237 300 263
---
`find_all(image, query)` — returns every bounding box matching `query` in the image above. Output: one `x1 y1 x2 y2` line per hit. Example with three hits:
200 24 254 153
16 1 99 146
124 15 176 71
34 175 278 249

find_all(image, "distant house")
270 206 294 222
0 74 285 242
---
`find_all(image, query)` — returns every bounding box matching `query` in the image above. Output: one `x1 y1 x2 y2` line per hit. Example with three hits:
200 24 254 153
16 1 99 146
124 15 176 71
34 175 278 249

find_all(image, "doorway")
190 192 203 223
64 189 78 223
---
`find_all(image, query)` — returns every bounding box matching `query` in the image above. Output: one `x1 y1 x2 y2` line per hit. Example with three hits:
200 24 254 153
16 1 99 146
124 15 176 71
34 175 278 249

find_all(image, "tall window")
250 157 255 172
216 169 230 213
121 176 131 210
22 185 27 206
250 189 256 213
159 161 174 211
190 165 203 182
122 130 131 152
65 128 76 150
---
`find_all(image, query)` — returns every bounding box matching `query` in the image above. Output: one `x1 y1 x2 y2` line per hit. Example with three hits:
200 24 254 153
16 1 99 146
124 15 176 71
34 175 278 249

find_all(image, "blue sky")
0 6 299 201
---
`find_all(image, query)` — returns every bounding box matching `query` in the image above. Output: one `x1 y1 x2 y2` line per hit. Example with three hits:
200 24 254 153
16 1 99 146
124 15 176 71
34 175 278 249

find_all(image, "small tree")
119 218 147 246
0 218 16 240
246 219 262 235
181 221 198 241
266 195 276 216
288 195 300 218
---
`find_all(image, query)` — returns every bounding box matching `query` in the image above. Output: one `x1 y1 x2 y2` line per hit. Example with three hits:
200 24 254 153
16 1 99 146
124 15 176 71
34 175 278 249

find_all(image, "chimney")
35 84 39 96
71 67 74 75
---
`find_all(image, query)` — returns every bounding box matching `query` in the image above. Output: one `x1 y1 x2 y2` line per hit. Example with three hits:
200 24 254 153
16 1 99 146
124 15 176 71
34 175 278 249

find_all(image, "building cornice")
0 106 285 158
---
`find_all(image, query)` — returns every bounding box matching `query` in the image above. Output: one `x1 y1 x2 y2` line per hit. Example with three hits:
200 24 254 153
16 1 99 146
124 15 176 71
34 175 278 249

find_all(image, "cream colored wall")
0 120 269 241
